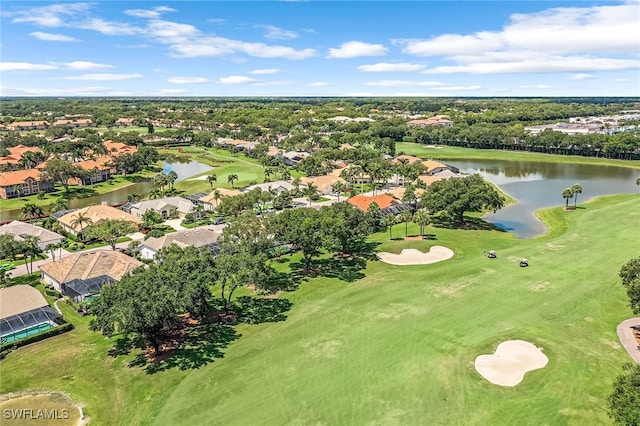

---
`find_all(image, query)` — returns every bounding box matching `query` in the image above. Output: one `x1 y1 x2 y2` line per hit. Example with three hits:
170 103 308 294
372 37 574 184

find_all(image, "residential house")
52 119 94 128
114 118 135 127
104 140 138 156
39 251 143 302
138 228 221 260
407 116 454 127
0 169 54 199
0 285 63 344
299 175 346 195
421 160 459 175
0 221 64 250
56 203 142 236
392 155 422 165
199 188 243 211
347 194 411 217
126 197 195 219
71 156 112 185
6 121 50 131
243 180 295 195
0 145 43 169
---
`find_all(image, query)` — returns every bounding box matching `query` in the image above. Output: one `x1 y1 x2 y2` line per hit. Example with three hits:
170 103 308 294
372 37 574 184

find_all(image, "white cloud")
1 86 109 96
616 78 630 82
167 76 209 84
431 85 482 91
8 3 91 27
308 82 329 87
0 62 57 71
78 18 140 36
256 24 299 40
219 76 258 84
58 73 143 81
358 62 425 72
421 56 640 74
248 69 279 75
569 73 595 80
167 36 316 59
146 19 199 43
124 6 176 19
29 31 79 42
364 80 446 87
395 2 640 75
327 41 387 59
62 61 114 70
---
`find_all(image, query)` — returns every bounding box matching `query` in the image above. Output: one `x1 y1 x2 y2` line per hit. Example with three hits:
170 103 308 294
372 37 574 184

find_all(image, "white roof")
129 197 194 215
0 221 64 244
243 181 295 193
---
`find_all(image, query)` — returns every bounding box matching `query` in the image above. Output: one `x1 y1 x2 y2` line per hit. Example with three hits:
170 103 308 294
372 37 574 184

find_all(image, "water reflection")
449 160 639 239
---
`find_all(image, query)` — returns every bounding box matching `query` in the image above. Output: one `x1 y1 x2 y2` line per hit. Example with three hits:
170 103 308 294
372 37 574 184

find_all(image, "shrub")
0 322 73 356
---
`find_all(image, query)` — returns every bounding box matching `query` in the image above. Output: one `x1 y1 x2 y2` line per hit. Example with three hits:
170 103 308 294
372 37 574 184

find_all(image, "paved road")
616 317 640 364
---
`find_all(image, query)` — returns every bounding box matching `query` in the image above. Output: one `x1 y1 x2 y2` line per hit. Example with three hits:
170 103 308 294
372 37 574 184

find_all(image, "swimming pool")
0 323 54 345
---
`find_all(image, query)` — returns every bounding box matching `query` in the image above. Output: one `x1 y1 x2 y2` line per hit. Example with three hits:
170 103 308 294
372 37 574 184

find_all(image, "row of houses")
0 141 137 199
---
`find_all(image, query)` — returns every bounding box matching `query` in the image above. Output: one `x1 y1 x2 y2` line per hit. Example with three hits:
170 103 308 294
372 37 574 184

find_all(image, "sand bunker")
376 246 454 265
475 340 549 386
0 392 84 425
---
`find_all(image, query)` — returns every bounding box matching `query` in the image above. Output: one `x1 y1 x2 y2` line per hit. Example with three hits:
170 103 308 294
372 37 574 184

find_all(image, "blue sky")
1 1 638 97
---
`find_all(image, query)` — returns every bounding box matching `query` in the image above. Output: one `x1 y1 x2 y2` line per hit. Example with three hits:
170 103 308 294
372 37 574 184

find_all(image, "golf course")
1 187 638 425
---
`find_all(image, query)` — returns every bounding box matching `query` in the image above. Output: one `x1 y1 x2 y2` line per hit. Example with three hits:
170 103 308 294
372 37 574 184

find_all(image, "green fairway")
1 194 638 425
396 143 640 170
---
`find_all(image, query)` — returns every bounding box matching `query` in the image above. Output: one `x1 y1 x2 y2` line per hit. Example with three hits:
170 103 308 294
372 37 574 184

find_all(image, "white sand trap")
376 246 454 265
475 340 548 386
187 175 210 181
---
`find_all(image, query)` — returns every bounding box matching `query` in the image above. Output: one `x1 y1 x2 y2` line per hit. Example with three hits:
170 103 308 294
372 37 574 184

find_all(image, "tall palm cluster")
561 183 583 209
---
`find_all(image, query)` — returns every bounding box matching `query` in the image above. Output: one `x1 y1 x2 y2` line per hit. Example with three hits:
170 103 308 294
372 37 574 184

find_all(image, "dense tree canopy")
608 363 640 425
421 174 505 223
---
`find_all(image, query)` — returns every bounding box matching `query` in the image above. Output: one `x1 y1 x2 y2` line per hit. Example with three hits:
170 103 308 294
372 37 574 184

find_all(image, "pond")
2 160 213 221
447 159 640 239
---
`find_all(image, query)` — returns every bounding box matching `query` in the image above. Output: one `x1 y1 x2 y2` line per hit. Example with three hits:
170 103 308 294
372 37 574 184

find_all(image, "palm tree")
167 170 178 191
562 187 575 209
396 158 410 186
264 167 274 182
212 189 221 209
12 184 24 198
400 210 413 237
22 235 40 276
20 203 44 221
571 183 582 208
45 242 58 262
148 189 162 199
49 197 69 214
280 167 291 181
383 214 397 240
413 210 431 237
70 211 93 240
227 173 239 188
206 173 217 188
333 181 345 202
191 203 205 221
127 193 141 203
154 172 168 195
304 182 318 206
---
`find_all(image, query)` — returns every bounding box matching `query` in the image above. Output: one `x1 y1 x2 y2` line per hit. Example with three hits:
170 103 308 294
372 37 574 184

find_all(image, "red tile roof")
347 194 397 211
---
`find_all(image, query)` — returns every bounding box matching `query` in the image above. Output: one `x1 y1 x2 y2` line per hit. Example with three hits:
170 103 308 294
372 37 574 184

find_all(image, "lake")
2 160 212 221
447 159 640 239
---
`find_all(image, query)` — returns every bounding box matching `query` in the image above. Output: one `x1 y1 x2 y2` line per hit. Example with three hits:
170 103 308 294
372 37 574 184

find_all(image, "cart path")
616 317 640 364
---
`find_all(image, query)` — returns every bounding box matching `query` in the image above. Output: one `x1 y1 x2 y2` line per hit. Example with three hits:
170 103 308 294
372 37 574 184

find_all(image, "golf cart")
519 258 529 267
487 250 496 259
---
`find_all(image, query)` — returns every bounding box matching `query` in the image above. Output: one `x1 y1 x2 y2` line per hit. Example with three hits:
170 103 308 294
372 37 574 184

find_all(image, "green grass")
1 194 638 425
159 147 266 194
396 143 640 170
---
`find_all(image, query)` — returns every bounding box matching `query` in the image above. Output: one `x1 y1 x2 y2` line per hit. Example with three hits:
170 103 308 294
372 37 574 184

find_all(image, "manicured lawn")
159 147 266 194
0 193 637 425
396 143 640 170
